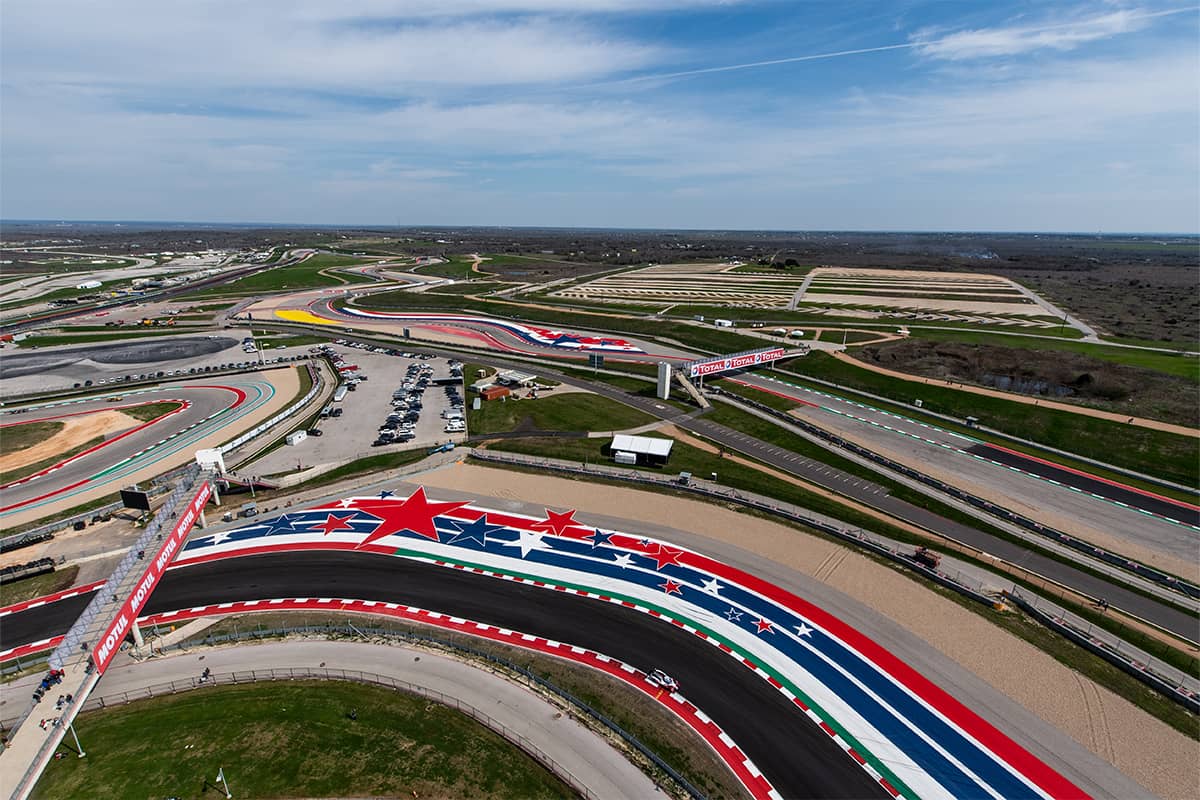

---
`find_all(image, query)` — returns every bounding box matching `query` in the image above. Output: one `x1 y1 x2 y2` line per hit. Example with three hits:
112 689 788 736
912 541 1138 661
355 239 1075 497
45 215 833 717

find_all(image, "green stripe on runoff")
391 546 919 800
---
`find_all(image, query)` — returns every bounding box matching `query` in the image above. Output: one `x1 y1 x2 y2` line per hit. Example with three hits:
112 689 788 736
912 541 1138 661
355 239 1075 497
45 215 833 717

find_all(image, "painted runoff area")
148 488 1086 800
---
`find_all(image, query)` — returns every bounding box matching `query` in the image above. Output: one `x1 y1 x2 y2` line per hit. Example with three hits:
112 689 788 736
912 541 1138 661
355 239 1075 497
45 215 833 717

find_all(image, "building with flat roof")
609 434 674 466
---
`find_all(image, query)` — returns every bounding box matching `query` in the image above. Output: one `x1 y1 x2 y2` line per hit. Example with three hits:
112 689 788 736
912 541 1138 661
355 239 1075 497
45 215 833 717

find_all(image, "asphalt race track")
0 552 887 800
968 442 1200 526
0 336 240 379
0 379 277 521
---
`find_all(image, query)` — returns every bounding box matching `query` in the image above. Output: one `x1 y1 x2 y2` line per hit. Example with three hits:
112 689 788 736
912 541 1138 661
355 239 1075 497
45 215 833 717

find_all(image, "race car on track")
647 669 679 692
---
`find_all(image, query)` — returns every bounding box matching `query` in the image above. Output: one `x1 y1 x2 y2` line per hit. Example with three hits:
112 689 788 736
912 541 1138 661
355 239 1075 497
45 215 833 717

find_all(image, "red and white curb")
3 596 780 800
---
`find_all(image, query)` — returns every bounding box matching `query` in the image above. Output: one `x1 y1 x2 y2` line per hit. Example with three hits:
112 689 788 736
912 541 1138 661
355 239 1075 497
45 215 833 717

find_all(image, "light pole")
68 722 86 758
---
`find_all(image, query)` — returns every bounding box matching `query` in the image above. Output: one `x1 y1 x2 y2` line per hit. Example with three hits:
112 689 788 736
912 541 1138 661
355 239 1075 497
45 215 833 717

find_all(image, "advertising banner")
687 348 785 379
92 482 212 673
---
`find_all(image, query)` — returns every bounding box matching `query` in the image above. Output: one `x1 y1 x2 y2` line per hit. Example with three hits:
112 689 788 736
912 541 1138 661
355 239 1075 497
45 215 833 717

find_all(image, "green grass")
0 565 79 607
1 420 65 452
0 435 104 485
189 253 379 296
908 328 1200 380
415 256 489 280
469 392 655 436
15 329 191 347
748 370 1200 505
33 681 572 800
786 352 1199 486
119 400 183 423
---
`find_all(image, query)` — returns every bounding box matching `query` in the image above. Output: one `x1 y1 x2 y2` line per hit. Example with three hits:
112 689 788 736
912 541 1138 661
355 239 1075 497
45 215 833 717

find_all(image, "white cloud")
912 7 1164 60
0 2 665 91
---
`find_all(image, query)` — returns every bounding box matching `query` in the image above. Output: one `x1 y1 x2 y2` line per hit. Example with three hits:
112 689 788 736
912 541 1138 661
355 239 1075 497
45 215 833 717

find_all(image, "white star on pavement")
795 623 814 638
209 531 233 545
337 498 356 508
505 529 553 558
700 578 724 596
725 608 743 622
612 552 634 569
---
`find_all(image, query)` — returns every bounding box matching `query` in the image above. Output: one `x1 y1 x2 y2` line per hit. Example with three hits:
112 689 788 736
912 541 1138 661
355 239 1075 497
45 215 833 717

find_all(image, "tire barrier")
0 558 56 583
705 386 1200 601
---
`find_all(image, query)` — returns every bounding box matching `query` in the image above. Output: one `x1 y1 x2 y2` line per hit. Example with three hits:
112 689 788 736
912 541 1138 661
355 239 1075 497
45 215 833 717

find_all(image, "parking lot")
246 343 467 477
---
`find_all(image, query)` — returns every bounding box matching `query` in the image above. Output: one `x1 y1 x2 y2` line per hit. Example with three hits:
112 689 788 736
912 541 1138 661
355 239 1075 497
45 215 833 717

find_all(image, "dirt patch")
417 464 1196 800
0 410 144 474
855 339 1198 425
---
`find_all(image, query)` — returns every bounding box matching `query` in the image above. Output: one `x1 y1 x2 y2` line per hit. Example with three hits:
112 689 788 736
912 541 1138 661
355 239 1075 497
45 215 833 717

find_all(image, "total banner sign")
687 348 785 379
91 481 212 673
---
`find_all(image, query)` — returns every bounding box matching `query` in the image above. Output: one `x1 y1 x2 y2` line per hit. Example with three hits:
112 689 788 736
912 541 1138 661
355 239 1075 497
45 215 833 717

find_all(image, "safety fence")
469 450 995 607
219 361 323 455
706 385 1200 600
150 623 697 799
471 449 1200 712
1005 588 1200 713
771 366 1196 495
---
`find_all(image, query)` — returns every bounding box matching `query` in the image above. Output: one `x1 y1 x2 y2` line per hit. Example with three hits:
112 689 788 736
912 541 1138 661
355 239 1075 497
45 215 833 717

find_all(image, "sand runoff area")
1 409 159 476
420 463 1196 800
0 368 301 530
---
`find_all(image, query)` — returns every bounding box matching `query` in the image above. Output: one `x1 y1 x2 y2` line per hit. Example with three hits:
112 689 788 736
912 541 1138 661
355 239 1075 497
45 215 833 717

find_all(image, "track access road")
0 550 887 800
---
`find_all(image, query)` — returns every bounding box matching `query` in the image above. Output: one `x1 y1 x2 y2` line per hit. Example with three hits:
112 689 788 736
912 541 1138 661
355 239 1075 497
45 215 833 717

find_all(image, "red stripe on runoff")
981 442 1200 512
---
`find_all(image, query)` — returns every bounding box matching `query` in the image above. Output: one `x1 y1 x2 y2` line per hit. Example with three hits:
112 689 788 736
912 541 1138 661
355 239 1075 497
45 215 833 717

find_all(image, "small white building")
496 370 537 387
610 434 674 466
75 279 102 290
285 430 308 446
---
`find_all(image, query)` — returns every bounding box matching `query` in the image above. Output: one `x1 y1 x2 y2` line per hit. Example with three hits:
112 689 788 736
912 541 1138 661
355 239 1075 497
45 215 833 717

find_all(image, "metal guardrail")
220 361 323 454
471 449 1200 712
772 366 1198 496
1006 588 1200 713
706 385 1200 600
470 450 994 606
77 666 602 800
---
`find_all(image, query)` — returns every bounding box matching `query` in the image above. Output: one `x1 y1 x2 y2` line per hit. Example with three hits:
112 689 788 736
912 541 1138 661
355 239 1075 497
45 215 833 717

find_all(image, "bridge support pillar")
131 621 144 648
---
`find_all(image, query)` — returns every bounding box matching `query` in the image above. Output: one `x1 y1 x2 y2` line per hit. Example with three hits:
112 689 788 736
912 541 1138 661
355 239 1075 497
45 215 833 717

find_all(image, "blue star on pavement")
447 515 507 547
262 514 304 535
378 489 396 499
725 608 743 622
586 529 614 548
552 334 581 346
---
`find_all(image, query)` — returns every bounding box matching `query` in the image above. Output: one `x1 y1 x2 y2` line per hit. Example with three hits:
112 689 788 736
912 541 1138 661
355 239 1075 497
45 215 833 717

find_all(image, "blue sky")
2 1 1197 231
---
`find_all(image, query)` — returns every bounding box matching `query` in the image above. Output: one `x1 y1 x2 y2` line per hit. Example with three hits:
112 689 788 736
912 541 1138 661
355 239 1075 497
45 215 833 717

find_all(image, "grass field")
785 353 1199 486
908 328 1200 380
33 681 572 800
15 329 197 348
0 565 79 607
469 392 655 436
190 253 378 297
0 435 104 485
1 420 65 453
119 401 183 423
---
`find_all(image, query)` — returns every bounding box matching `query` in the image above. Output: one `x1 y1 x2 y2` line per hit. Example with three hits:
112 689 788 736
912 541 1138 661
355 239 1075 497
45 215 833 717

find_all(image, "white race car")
647 669 680 692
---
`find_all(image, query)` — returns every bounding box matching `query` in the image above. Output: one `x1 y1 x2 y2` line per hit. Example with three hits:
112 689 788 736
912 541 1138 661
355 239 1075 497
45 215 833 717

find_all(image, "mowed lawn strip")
0 421 65 453
0 565 79 607
784 352 1199 487
33 680 573 800
469 393 656 436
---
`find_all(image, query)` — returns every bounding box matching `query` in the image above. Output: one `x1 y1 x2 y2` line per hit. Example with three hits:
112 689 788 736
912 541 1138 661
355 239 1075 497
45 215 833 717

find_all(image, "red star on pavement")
754 617 774 635
531 508 585 537
310 512 357 537
660 579 683 595
645 544 685 570
352 487 469 547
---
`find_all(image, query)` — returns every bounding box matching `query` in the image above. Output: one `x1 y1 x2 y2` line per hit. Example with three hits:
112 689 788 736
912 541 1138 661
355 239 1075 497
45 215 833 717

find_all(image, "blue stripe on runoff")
186 509 1035 800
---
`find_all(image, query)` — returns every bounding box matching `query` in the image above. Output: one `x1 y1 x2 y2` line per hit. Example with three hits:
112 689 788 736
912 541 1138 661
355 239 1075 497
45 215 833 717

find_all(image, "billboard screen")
120 488 151 512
